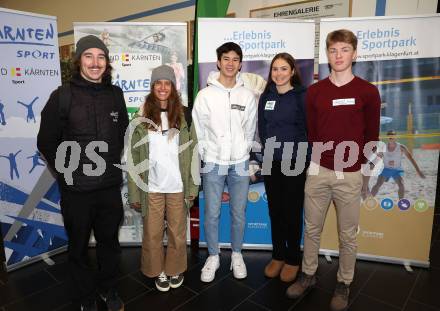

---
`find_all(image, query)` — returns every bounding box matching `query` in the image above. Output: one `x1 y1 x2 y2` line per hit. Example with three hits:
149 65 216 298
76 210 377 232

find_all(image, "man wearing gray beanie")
72 35 110 83
74 35 109 61
38 34 128 311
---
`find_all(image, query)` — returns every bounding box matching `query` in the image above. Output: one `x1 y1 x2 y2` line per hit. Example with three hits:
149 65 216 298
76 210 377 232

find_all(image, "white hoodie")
192 71 257 165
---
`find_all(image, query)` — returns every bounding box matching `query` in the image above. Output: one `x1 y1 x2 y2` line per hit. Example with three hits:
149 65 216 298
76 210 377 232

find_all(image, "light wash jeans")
202 160 250 255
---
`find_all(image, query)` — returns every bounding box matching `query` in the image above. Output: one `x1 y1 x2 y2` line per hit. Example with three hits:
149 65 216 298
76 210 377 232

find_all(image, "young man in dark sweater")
286 29 381 311
37 35 128 311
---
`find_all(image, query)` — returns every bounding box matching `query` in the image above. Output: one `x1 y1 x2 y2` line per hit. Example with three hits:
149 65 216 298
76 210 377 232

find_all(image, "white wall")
0 0 437 46
228 0 438 17
351 0 377 16
386 0 438 15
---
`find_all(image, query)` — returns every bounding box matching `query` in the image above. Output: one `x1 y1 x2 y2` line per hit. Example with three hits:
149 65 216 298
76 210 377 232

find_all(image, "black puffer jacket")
37 74 129 192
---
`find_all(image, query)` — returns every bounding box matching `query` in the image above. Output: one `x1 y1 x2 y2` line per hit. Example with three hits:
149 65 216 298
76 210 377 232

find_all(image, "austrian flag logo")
121 54 131 67
11 67 21 76
122 53 130 63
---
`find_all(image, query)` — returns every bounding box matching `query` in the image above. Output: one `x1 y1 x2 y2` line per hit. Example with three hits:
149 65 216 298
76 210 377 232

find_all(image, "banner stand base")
198 243 430 268
404 263 414 273
198 242 273 250
7 246 67 272
319 248 429 268
325 254 333 263
41 254 55 266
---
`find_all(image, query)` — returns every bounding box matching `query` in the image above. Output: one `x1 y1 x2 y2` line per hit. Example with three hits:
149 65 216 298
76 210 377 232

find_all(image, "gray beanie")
150 65 176 87
75 35 109 60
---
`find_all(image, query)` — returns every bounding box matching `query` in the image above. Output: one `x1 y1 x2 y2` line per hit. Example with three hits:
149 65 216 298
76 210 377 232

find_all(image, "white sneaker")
201 255 220 283
231 252 247 279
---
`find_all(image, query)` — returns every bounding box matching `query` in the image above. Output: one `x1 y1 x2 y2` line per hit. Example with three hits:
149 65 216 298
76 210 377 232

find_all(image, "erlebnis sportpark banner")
0 8 64 269
197 18 315 248
319 15 440 267
74 22 187 244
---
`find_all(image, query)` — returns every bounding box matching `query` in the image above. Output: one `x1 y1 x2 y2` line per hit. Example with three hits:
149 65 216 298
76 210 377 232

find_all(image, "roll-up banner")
0 8 64 269
318 15 440 267
197 18 315 248
74 22 188 244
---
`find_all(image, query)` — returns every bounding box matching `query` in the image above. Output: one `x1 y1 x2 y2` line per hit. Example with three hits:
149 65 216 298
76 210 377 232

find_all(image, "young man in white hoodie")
192 42 257 282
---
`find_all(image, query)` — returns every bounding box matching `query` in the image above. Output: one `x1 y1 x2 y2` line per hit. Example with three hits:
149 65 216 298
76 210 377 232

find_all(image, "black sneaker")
100 288 124 311
80 300 97 311
170 274 184 288
155 272 170 292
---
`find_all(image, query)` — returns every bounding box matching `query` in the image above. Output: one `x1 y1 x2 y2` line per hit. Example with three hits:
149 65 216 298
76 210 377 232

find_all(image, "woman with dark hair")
127 65 199 292
258 53 308 282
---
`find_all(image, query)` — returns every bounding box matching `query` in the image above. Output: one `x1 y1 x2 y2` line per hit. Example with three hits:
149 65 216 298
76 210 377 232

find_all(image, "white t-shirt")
148 112 183 193
383 142 402 169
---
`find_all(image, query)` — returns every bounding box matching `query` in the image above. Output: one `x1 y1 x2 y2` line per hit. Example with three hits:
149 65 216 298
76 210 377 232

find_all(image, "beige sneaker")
280 264 299 282
286 272 316 299
264 259 284 278
330 282 350 311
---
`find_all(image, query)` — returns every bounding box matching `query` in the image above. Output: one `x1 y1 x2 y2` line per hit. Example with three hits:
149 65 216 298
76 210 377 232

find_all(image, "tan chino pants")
141 192 187 277
302 165 362 284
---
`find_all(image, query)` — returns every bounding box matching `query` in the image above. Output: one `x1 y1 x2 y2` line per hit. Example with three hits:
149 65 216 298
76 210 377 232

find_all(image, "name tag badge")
332 98 355 106
231 104 245 111
265 100 276 110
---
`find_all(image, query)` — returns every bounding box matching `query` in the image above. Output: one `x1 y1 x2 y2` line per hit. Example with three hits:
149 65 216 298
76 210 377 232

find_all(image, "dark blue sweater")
258 83 308 162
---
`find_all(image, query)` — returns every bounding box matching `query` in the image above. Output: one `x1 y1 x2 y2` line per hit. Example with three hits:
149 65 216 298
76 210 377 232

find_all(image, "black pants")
263 161 305 265
60 186 123 305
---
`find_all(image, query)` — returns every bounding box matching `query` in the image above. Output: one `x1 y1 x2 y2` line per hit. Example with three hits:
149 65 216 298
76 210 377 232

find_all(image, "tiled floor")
1 213 439 311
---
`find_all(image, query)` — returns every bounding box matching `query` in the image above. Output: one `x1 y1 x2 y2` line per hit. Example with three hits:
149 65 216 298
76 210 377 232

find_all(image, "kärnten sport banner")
197 18 315 248
318 15 440 266
74 22 187 244
0 8 64 269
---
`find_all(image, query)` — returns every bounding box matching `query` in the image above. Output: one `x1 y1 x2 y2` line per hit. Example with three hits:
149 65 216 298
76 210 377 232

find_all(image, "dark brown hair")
72 53 113 83
142 81 182 131
263 52 302 94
